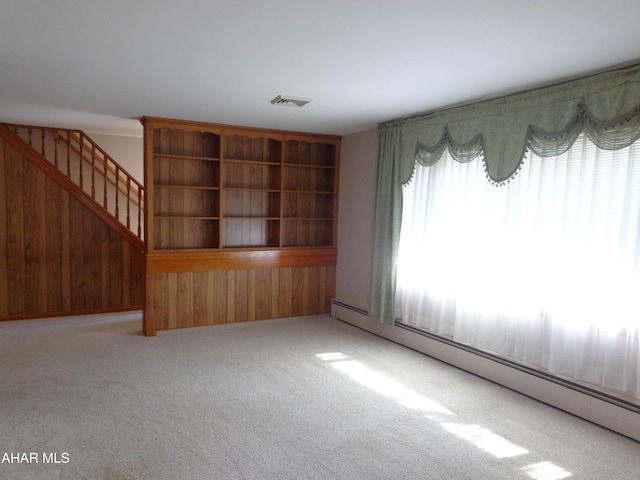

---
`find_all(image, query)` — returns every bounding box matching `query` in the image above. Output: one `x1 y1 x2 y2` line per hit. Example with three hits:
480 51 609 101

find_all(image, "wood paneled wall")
0 135 144 320
145 265 335 334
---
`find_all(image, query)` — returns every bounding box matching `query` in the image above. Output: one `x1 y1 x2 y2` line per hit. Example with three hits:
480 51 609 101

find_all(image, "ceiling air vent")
270 95 312 108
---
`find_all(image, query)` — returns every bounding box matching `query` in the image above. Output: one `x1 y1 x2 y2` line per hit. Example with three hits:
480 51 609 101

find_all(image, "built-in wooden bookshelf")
222 134 282 248
149 126 222 250
282 139 336 247
141 117 340 335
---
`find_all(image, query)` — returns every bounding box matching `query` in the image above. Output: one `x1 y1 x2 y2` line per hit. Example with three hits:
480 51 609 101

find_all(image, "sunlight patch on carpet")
316 351 573 477
440 423 528 458
522 461 572 479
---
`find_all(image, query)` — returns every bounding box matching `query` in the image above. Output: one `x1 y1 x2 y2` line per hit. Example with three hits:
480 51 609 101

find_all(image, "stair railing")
5 124 144 243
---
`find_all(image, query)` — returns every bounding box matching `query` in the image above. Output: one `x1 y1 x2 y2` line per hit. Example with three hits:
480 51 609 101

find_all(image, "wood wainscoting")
0 133 144 320
144 249 336 335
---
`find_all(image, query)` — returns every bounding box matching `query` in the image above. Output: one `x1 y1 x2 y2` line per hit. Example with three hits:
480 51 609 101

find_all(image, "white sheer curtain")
396 134 640 401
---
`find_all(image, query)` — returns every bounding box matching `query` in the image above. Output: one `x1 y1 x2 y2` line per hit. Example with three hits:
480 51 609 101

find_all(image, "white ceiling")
1 0 640 138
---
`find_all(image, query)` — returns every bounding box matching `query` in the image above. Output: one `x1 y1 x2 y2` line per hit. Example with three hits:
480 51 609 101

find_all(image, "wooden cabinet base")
143 249 336 336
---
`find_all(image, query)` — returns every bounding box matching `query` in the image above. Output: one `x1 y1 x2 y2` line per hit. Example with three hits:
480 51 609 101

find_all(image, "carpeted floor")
1 312 638 480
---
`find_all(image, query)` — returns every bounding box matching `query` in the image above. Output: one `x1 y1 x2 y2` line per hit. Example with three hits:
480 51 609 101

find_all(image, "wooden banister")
2 123 144 245
67 131 144 200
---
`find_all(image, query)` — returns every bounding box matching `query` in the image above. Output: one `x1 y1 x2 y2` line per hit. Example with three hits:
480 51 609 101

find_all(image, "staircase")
1 124 144 250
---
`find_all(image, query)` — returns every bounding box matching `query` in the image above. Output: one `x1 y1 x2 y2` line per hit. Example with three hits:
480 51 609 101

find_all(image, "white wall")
87 133 144 184
334 127 640 442
336 128 378 311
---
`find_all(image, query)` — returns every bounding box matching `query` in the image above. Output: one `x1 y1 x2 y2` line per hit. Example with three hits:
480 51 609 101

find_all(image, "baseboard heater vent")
330 299 640 415
331 299 369 317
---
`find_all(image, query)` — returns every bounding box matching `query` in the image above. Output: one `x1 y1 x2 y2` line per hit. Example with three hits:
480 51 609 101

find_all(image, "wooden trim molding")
0 306 142 323
146 248 337 274
141 116 341 143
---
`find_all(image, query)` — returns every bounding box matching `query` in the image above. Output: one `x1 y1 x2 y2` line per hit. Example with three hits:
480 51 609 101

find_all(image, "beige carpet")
1 312 639 480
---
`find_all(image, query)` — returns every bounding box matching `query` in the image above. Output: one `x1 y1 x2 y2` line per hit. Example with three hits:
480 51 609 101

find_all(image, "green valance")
398 64 640 185
370 63 640 323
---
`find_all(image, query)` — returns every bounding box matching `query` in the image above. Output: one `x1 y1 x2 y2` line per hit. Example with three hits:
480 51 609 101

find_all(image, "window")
395 134 640 402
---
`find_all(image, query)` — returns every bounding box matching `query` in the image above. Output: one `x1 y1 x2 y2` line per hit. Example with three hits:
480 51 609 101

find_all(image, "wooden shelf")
283 190 334 194
224 216 280 220
283 217 333 221
224 187 280 192
284 163 335 169
155 185 220 191
225 158 280 166
144 117 340 251
155 215 220 220
154 153 220 162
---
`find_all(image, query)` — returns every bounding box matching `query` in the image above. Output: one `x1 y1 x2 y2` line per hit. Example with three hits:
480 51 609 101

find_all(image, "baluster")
66 132 71 179
40 129 45 156
91 144 96 199
28 128 33 147
115 165 120 222
78 133 84 190
126 177 131 229
138 187 143 239
53 132 59 169
103 158 109 209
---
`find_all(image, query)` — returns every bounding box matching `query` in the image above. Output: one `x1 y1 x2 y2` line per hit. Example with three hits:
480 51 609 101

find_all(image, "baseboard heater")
330 299 640 416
